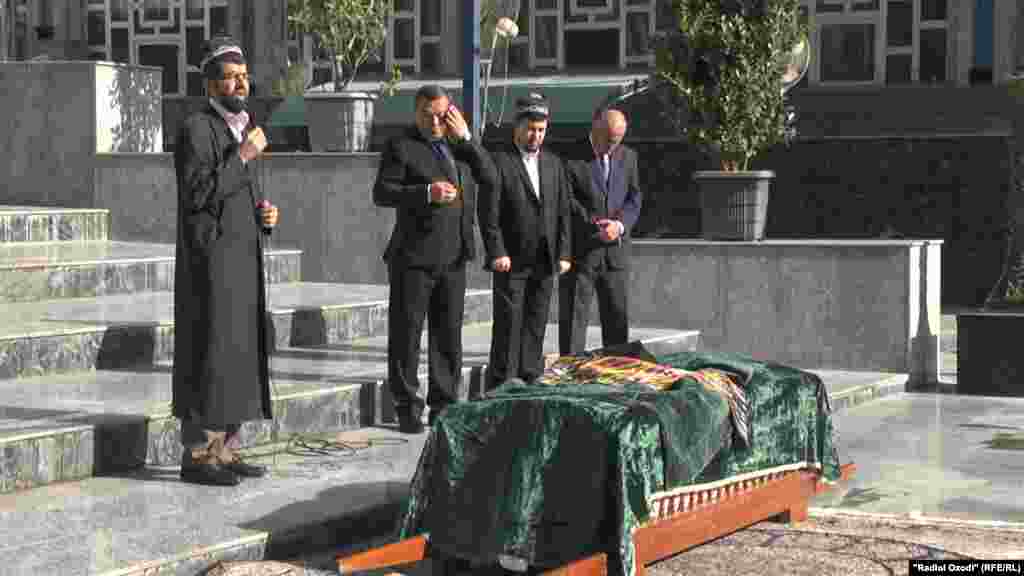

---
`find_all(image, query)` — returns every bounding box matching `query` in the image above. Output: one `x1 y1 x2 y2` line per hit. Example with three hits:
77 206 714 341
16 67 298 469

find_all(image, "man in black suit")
559 107 643 356
373 85 495 434
479 93 571 388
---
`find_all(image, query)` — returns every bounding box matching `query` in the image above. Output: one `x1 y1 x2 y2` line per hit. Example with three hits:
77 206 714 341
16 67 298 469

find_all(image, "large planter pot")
693 170 774 241
304 91 376 152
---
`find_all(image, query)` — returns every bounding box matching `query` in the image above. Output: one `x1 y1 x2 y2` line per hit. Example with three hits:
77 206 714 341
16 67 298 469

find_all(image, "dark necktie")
432 140 456 174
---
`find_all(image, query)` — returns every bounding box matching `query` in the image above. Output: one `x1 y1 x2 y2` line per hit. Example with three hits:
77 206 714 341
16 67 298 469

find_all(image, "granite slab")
0 427 424 576
0 369 920 574
811 393 1024 524
0 285 491 378
811 370 908 412
346 322 697 364
0 207 110 243
0 366 369 491
0 242 302 303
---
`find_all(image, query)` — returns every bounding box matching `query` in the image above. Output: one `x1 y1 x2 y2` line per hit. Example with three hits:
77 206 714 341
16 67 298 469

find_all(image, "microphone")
256 199 273 235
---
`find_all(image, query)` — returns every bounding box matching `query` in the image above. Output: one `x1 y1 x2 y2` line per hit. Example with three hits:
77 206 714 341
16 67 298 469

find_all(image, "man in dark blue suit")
559 107 643 355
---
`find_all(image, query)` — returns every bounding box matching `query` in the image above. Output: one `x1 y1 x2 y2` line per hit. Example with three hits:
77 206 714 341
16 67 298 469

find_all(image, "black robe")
171 104 272 428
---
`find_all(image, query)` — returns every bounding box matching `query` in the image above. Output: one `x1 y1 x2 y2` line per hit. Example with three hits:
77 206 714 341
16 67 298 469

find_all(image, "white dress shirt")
519 147 540 199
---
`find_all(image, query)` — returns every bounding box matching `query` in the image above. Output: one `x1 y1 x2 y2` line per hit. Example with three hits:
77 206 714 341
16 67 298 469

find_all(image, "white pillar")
951 0 972 86
993 0 1014 83
0 0 8 61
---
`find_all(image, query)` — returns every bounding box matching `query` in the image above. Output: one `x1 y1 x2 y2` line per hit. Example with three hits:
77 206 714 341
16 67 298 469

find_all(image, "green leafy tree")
655 0 806 171
288 0 400 94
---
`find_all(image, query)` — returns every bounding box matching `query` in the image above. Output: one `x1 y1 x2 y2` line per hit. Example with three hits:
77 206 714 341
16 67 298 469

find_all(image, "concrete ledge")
626 239 942 389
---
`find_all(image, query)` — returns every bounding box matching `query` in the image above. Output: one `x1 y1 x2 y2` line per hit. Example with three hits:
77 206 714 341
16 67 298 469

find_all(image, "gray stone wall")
0 61 162 208
91 152 491 291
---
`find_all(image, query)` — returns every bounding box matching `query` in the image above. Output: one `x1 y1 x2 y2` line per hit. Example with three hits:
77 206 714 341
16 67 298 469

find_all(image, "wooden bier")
337 462 855 575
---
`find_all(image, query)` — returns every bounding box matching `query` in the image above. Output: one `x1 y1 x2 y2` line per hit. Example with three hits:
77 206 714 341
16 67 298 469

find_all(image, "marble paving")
0 366 924 576
812 393 1024 523
0 427 425 576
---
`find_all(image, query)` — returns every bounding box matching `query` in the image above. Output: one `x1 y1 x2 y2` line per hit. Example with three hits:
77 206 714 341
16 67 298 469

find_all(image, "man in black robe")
373 85 495 434
172 37 279 486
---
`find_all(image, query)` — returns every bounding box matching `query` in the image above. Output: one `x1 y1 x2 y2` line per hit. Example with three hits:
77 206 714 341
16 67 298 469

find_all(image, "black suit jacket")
373 127 495 267
478 144 571 275
563 139 643 269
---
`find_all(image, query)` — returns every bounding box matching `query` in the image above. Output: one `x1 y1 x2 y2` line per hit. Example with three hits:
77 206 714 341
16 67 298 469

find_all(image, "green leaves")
655 0 806 171
287 0 392 92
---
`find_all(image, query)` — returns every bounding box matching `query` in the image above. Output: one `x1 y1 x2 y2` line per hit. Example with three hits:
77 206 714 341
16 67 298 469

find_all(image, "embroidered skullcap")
201 37 246 78
515 91 550 121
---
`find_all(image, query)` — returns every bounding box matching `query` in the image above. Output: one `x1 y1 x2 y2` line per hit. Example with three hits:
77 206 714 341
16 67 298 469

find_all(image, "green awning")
267 75 646 128
267 95 307 128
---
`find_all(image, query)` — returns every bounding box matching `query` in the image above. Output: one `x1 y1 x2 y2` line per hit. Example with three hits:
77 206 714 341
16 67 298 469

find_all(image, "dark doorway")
565 29 618 69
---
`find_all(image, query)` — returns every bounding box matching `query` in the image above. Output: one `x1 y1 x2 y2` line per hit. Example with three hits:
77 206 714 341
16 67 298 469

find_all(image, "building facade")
1 1 1021 96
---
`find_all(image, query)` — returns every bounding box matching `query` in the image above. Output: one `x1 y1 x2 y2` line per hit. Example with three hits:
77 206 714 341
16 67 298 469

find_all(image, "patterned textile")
540 355 751 448
396 350 843 576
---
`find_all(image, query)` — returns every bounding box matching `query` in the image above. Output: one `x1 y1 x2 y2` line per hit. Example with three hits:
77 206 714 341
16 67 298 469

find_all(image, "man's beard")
218 94 247 114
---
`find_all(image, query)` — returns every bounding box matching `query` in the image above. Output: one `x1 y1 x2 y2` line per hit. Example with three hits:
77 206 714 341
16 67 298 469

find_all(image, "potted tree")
288 0 400 152
982 73 1024 309
655 0 807 241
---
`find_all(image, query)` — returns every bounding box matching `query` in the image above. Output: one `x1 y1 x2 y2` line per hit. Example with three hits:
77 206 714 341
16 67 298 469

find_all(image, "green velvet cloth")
396 351 843 576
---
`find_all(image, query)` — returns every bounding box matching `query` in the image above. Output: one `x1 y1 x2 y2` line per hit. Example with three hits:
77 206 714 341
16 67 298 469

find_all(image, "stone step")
0 241 301 303
0 325 700 494
296 324 703 425
0 370 368 494
0 366 906 576
0 284 492 379
0 205 111 243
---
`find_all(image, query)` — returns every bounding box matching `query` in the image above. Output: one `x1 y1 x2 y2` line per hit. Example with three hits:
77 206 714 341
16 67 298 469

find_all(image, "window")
531 0 657 70
85 0 231 96
804 0 949 86
820 23 876 82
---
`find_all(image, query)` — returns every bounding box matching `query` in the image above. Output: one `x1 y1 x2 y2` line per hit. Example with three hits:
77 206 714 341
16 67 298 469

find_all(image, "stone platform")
0 321 699 493
0 365 912 576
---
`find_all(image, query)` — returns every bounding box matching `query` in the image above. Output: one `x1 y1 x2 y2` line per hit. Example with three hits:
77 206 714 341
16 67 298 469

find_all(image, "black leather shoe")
222 457 266 478
180 462 240 486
